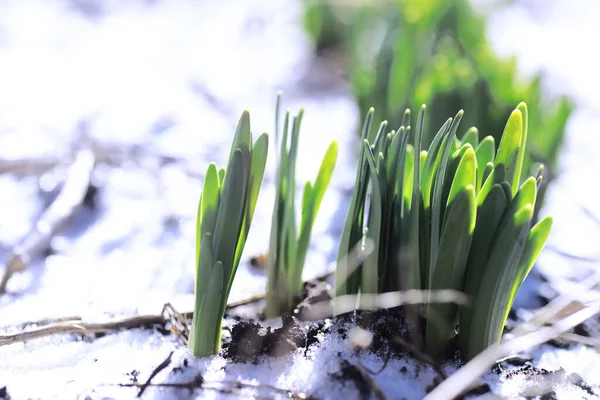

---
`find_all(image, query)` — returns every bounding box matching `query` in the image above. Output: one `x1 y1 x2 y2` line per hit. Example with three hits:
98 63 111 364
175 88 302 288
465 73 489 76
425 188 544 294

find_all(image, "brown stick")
137 351 173 397
0 291 271 347
0 149 96 294
112 377 309 399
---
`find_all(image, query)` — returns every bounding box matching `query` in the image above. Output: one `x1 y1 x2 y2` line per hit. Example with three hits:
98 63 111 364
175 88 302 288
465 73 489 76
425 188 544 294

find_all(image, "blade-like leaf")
475 136 495 190
194 232 214 315
440 144 475 221
503 216 552 324
459 184 509 353
467 179 536 359
190 260 224 356
476 166 497 207
421 118 452 201
337 109 374 298
226 111 252 183
408 106 426 291
293 141 338 293
362 140 383 296
513 102 529 194
310 141 339 223
234 132 268 269
495 109 522 196
197 163 220 269
461 127 479 148
425 185 475 358
429 110 464 287
213 149 247 286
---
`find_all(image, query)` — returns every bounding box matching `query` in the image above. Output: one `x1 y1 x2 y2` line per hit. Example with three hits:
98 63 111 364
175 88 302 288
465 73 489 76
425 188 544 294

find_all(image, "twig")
0 149 96 294
0 157 63 176
161 303 189 344
424 300 600 400
0 289 282 346
0 315 162 346
333 289 468 315
511 271 600 337
559 332 600 349
114 377 309 400
137 351 173 397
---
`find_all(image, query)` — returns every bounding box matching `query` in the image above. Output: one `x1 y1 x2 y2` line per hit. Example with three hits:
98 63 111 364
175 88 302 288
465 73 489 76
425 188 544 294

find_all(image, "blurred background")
1 0 600 396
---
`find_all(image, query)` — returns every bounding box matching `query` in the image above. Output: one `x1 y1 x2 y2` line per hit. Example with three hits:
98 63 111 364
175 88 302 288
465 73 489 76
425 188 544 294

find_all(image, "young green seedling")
189 111 268 357
266 94 338 318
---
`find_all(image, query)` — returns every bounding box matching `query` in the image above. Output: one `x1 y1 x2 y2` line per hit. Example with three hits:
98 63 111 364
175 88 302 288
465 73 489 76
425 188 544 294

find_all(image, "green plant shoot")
336 102 552 360
266 94 338 319
189 111 268 357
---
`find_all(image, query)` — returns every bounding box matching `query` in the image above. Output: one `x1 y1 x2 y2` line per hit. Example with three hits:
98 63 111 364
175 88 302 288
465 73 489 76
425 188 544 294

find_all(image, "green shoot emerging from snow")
336 102 552 360
189 111 268 357
266 94 338 319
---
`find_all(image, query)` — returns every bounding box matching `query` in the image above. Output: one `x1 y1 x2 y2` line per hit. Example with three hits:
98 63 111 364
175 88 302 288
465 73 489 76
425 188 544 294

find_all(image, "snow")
1 0 600 399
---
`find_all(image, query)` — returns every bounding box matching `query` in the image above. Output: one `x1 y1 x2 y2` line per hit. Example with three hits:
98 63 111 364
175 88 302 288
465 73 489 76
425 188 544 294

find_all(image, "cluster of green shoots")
303 0 572 220
336 102 552 360
190 97 552 361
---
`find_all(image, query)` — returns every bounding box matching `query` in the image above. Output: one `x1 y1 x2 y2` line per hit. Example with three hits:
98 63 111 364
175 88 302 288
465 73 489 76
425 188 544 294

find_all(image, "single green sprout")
266 94 338 319
189 111 268 357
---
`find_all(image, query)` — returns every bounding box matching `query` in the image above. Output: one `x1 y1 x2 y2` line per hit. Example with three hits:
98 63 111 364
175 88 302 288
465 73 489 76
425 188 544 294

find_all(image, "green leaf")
226 111 252 182
362 140 383 296
481 162 494 192
495 109 523 196
466 179 537 359
194 232 214 318
372 120 389 153
337 109 374 298
310 141 339 223
190 261 224 356
461 127 479 148
425 185 475 359
234 132 268 270
293 141 338 294
459 183 509 353
407 106 426 291
402 145 415 211
212 149 248 288
513 102 529 194
197 163 220 269
476 166 497 207
429 110 464 288
292 182 315 294
400 108 411 131
503 216 553 324
475 136 495 190
386 127 404 191
446 147 476 209
421 118 452 203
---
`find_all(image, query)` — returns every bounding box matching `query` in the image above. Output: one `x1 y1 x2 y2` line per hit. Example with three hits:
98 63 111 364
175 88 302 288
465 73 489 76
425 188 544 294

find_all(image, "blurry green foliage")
303 0 573 212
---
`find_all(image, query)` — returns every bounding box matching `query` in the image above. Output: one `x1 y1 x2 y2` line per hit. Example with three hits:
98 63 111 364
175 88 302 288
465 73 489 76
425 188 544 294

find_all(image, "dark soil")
330 360 374 400
493 363 597 398
293 279 333 321
224 313 307 363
